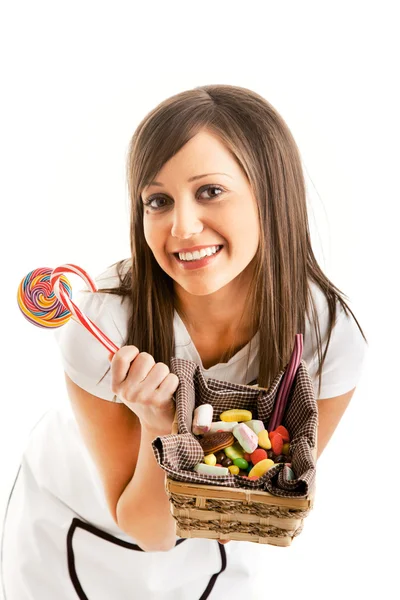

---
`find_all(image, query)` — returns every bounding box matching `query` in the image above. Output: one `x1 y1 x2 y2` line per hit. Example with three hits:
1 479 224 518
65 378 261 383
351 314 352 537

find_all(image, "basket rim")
165 477 314 509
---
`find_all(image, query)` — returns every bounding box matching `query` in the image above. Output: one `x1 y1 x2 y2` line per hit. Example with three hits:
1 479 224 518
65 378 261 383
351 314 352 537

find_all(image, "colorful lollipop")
17 264 119 355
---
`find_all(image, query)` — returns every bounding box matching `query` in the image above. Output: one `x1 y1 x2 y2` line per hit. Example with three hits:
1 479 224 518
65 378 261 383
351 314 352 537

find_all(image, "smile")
173 245 224 270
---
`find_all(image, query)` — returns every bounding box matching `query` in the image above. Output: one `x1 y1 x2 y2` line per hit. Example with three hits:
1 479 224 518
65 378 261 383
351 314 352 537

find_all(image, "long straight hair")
95 84 367 397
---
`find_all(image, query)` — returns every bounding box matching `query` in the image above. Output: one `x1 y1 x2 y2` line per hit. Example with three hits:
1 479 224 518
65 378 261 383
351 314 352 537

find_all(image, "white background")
0 1 398 598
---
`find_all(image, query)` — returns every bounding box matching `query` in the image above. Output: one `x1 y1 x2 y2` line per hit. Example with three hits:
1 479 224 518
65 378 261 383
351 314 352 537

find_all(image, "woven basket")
164 404 316 547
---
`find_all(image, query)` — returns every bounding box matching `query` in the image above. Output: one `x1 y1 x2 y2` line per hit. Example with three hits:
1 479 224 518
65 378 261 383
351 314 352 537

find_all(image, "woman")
1 84 368 599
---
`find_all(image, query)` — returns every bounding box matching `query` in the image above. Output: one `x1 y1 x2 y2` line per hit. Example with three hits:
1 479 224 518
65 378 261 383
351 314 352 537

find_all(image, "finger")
109 346 140 392
142 362 171 391
155 372 180 399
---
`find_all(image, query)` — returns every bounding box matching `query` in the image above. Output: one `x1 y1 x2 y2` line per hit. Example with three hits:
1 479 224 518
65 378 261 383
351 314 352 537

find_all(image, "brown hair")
94 84 367 397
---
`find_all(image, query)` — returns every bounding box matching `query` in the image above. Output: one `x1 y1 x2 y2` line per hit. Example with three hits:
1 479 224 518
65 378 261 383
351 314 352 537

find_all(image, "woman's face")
141 129 260 298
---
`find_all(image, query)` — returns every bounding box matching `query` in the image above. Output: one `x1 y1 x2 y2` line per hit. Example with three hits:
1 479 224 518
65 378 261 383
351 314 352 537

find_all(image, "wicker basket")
164 406 316 547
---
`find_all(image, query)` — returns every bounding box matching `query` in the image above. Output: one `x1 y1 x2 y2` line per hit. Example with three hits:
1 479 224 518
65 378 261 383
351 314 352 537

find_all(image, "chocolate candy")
215 450 227 463
221 456 233 468
199 432 235 455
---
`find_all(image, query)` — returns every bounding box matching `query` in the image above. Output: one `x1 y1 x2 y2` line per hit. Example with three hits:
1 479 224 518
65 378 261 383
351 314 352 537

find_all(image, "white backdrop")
0 1 398 598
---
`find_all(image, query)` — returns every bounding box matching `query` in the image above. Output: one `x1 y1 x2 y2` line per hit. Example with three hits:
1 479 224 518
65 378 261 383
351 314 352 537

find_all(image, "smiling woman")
1 84 368 600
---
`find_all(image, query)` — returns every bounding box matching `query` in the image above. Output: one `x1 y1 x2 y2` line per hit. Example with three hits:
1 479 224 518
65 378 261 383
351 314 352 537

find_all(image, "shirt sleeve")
52 285 130 403
306 299 369 400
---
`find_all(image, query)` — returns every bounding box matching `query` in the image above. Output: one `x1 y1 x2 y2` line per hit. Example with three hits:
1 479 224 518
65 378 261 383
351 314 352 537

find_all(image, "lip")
173 245 224 270
171 244 223 254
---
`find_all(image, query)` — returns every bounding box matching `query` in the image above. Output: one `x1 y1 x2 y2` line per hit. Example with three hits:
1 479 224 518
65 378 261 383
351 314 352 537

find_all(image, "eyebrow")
147 172 233 187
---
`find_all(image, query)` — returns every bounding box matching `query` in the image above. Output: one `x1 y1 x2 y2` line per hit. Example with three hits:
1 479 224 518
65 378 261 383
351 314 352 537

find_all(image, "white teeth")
178 245 221 261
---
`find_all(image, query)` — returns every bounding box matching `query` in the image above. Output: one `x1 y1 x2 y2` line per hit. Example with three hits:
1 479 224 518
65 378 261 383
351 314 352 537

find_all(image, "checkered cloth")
152 356 318 499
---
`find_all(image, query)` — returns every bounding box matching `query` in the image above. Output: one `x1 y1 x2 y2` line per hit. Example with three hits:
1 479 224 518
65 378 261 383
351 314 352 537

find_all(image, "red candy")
271 432 283 455
250 448 267 465
275 425 290 442
248 476 259 480
243 452 252 462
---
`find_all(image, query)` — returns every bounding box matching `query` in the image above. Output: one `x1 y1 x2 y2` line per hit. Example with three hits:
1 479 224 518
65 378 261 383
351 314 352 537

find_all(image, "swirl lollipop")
17 264 119 355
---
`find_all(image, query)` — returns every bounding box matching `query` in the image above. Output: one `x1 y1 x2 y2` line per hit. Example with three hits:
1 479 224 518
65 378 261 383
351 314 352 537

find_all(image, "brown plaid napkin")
152 357 318 499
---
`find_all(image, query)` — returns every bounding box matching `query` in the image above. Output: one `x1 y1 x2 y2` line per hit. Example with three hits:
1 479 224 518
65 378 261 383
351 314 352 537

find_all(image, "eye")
142 184 224 211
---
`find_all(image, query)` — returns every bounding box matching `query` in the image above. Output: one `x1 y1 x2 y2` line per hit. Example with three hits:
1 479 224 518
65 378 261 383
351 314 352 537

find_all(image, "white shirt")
53 261 368 401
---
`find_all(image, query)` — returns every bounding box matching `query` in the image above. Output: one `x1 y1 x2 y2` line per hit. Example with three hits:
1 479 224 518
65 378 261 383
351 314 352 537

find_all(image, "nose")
170 198 204 239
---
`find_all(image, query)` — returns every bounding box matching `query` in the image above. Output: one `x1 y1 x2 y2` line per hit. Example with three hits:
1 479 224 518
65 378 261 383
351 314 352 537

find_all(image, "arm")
316 387 356 460
116 425 178 552
64 373 176 552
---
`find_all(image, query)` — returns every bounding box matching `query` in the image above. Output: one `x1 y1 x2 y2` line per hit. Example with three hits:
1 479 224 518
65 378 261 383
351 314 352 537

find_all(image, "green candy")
233 458 249 470
224 444 244 460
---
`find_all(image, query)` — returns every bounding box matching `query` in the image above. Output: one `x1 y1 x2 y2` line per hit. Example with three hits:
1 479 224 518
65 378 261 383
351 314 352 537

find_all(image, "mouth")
173 245 224 270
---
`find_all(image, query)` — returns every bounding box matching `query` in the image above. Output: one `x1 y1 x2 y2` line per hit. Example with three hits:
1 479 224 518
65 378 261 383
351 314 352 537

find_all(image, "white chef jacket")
1 260 368 599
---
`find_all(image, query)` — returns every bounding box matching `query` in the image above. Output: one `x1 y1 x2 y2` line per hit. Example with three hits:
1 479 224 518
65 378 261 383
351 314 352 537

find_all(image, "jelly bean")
233 458 249 470
258 430 271 450
228 465 240 475
220 409 252 422
271 432 283 455
221 457 233 468
245 419 265 434
275 425 290 442
204 453 217 466
243 452 252 462
248 459 275 478
194 463 229 475
224 443 244 460
282 442 290 455
250 448 268 465
248 476 259 481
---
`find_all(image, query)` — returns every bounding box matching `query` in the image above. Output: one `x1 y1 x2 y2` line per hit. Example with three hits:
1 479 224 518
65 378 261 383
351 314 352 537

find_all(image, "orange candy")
271 432 283 455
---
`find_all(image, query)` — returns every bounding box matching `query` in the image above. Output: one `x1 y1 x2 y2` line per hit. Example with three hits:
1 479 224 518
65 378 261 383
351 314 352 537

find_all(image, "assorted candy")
192 404 294 480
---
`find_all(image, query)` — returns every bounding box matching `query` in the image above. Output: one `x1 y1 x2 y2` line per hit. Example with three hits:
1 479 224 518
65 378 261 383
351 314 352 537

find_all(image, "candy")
245 419 265 435
258 430 271 450
224 443 245 460
228 465 240 475
248 459 275 478
192 404 213 435
17 265 119 354
243 452 252 462
203 453 217 466
248 476 259 481
233 458 249 470
285 466 296 480
233 423 258 453
194 463 229 476
271 432 283 455
204 421 239 435
282 442 290 455
199 432 235 455
275 425 290 442
220 409 252 422
250 448 267 465
221 456 233 468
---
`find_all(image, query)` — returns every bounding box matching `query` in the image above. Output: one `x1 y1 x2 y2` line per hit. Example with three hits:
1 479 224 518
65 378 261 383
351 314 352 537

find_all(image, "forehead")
143 131 241 191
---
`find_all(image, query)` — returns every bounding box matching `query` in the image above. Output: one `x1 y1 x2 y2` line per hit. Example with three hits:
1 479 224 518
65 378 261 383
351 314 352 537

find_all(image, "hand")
108 346 179 432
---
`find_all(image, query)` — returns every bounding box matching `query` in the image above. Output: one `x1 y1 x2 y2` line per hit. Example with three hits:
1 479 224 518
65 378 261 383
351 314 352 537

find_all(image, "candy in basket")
17 265 318 547
152 334 318 547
